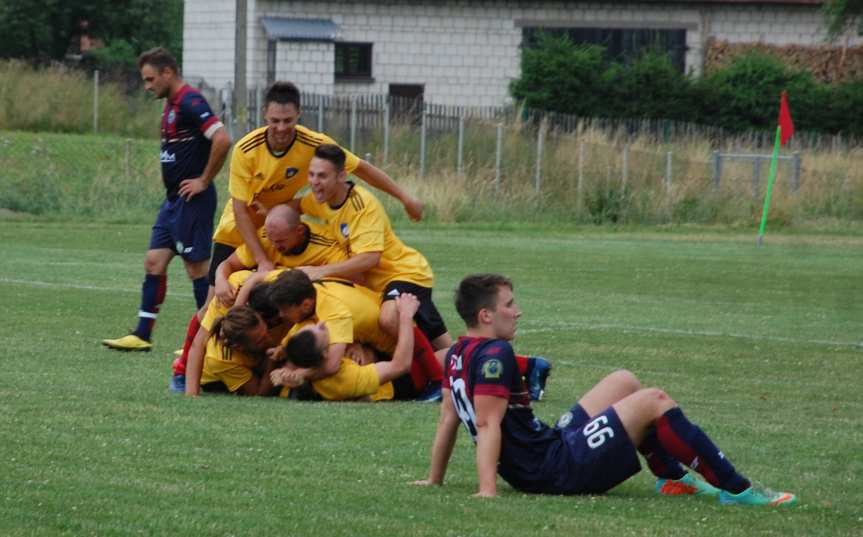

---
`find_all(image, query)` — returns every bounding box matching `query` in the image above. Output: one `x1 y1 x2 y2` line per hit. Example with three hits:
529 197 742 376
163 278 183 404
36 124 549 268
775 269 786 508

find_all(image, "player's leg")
613 388 796 505
379 282 452 352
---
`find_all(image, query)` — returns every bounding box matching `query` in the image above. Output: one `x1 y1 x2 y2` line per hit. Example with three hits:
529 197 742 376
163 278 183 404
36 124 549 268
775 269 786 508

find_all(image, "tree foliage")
824 0 863 38
0 0 183 68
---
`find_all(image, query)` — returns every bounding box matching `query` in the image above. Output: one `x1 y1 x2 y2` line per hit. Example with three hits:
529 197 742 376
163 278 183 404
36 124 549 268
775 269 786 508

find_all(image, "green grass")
1 221 861 536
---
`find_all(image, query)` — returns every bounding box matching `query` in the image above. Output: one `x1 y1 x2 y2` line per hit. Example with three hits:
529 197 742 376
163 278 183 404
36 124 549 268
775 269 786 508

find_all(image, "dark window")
523 27 687 72
335 42 373 80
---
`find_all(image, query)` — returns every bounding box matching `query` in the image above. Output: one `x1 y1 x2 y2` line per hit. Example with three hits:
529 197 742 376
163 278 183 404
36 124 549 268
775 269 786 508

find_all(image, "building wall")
183 0 862 107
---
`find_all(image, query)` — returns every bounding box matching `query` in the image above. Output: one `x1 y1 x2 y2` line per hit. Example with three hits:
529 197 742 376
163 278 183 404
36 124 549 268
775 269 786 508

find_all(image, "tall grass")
0 60 159 137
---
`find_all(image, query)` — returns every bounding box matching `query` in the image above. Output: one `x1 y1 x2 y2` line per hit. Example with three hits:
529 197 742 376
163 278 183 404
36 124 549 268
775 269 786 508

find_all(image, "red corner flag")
778 91 794 146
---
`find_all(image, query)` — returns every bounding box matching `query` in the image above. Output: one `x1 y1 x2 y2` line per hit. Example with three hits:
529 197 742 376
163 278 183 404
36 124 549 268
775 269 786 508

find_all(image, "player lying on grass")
271 293 436 401
171 204 344 390
265 269 444 401
184 274 287 396
414 273 797 506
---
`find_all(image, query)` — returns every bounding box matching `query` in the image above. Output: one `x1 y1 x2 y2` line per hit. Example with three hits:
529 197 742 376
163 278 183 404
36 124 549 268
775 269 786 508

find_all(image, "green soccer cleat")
102 334 152 352
719 483 798 506
656 472 720 497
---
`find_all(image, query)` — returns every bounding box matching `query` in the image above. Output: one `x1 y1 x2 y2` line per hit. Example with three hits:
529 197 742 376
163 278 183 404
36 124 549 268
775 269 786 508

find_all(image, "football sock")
174 312 201 375
409 326 443 390
515 354 531 376
655 407 750 494
638 426 687 480
133 273 167 341
192 277 209 309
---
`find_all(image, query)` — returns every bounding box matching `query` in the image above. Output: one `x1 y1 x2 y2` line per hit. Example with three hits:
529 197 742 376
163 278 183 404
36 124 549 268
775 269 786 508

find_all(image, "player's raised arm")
353 159 424 222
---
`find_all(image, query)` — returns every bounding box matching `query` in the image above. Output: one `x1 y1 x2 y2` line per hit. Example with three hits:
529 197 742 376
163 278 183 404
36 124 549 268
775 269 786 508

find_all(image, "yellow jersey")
200 336 259 392
233 221 347 269
201 270 254 331
213 125 360 247
300 184 433 292
279 358 395 401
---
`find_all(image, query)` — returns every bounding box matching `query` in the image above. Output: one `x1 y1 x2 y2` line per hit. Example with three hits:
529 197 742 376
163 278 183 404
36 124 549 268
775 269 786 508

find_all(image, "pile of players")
101 47 551 404
103 47 796 506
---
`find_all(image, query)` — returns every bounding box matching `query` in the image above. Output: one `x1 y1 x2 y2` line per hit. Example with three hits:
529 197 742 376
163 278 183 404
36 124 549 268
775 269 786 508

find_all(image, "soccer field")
1 221 861 536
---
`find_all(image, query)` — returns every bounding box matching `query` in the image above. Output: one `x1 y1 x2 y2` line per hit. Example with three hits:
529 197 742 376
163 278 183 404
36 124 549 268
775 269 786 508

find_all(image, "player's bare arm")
414 389 461 486
214 254 248 306
178 126 231 200
232 197 275 273
232 271 270 306
473 394 507 497
184 327 210 397
354 160 424 222
299 251 381 282
373 293 419 384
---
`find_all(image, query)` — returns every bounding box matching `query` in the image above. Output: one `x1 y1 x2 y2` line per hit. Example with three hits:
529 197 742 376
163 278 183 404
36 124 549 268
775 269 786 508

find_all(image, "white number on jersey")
583 415 615 449
450 377 478 441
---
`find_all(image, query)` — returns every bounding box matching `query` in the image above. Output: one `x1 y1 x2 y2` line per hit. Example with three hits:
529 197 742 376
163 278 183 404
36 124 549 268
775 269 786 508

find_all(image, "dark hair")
454 274 513 328
314 144 346 172
285 329 324 368
210 305 262 350
264 81 301 109
247 282 278 325
137 47 179 73
268 270 316 307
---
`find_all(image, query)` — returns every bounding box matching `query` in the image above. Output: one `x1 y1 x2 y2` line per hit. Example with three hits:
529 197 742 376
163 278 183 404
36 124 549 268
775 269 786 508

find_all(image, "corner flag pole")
757 125 782 247
757 91 794 247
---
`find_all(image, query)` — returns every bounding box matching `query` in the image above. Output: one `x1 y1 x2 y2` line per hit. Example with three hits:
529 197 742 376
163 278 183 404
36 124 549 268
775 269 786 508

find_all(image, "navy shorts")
547 404 642 494
381 281 448 341
149 189 216 263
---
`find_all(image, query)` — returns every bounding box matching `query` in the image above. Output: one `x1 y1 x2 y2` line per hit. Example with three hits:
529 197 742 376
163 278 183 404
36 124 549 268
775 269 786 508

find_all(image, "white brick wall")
184 0 863 107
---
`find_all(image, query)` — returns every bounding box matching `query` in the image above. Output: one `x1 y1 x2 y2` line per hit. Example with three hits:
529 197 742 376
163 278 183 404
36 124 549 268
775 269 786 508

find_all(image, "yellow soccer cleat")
102 334 152 352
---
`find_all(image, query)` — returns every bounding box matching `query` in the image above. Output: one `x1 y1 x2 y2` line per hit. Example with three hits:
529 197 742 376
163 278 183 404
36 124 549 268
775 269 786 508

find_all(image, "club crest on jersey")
285 167 299 178
481 359 502 379
340 223 349 238
167 110 176 124
557 412 574 428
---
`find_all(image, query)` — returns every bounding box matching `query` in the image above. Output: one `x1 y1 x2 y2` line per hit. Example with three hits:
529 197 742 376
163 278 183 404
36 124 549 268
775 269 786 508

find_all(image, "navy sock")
192 276 209 309
638 426 687 480
656 407 750 494
133 273 166 341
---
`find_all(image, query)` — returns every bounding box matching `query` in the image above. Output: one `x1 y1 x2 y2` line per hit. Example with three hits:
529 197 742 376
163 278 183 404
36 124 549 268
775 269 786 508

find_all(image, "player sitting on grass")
414 273 797 506
271 293 429 401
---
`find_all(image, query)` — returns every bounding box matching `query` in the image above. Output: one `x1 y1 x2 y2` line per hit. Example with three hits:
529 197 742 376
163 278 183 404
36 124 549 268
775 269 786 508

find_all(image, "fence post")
420 108 427 178
350 96 357 152
534 119 545 193
382 100 390 166
621 144 629 193
255 85 262 127
495 123 503 194
753 157 762 199
792 152 801 192
665 151 672 192
93 70 99 134
457 113 465 176
577 142 585 212
317 97 324 132
712 150 722 188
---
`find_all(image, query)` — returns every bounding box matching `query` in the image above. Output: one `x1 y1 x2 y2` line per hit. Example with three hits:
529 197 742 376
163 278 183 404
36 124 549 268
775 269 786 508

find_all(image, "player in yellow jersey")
212 204 346 307
184 272 286 396
208 81 423 285
295 144 452 354
266 270 443 401
273 294 427 402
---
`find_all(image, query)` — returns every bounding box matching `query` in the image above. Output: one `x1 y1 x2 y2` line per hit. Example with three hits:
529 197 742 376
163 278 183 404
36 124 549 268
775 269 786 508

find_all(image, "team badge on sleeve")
481 359 502 379
340 223 349 238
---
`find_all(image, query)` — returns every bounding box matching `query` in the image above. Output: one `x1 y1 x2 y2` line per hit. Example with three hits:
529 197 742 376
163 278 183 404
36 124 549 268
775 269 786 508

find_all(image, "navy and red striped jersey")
443 336 560 490
159 85 221 199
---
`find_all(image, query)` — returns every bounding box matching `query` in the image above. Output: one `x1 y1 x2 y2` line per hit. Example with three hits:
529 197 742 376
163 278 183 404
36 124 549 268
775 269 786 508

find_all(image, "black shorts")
392 373 420 400
200 380 230 394
382 281 448 341
207 242 237 285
